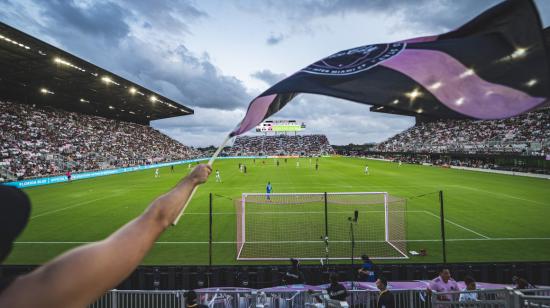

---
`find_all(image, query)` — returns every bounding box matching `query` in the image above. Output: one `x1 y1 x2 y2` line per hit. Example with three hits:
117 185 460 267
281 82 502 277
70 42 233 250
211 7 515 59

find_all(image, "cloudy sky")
1 0 549 146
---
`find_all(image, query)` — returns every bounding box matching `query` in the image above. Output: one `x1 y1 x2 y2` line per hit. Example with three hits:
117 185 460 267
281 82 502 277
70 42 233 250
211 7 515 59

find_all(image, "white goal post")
236 192 408 261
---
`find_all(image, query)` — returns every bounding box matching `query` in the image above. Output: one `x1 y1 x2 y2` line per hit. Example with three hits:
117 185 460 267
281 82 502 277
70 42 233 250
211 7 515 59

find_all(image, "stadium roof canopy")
0 22 193 125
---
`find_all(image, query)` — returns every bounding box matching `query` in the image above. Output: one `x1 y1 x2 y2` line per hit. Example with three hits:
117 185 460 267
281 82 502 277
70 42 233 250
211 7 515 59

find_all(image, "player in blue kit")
266 181 272 201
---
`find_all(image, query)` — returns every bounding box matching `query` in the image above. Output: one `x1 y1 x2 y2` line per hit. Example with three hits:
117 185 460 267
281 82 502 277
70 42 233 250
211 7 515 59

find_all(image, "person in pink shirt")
66 170 72 182
428 268 459 302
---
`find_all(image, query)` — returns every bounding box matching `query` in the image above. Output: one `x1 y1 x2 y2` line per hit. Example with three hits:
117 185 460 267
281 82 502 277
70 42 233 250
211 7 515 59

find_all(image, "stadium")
1 1 550 307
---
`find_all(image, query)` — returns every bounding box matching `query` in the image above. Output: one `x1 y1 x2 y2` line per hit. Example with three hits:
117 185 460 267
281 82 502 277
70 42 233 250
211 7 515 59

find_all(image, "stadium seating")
376 108 550 156
0 101 199 180
227 134 334 156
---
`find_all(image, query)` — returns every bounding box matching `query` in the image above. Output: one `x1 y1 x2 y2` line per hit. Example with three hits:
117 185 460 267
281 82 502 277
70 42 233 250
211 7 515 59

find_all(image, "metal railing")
519 295 550 307
89 290 185 308
89 288 550 308
431 288 550 308
431 288 512 308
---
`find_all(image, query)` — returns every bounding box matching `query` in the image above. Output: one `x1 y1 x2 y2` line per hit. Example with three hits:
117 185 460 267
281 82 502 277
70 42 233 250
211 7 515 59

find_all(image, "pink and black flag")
231 0 550 136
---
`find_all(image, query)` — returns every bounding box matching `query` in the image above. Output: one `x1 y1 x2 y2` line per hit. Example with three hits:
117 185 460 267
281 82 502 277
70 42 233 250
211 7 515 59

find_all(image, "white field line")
14 238 550 245
30 195 117 219
422 210 490 239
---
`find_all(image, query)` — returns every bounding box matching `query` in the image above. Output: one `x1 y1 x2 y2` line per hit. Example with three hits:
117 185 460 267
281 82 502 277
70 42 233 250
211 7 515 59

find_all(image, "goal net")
236 192 408 261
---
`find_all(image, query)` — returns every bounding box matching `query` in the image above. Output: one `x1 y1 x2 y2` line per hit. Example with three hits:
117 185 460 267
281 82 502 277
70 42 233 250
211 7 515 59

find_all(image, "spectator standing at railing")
185 290 207 308
326 273 347 301
376 277 394 308
282 258 304 285
513 276 536 295
428 268 459 302
458 276 478 302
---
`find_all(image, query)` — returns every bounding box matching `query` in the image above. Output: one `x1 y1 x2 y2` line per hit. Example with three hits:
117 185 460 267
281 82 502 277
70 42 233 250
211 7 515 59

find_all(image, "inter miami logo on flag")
231 0 550 137
301 43 406 76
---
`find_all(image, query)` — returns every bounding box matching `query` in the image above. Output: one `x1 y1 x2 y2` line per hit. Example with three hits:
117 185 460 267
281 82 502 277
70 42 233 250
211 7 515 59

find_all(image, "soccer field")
5 157 550 265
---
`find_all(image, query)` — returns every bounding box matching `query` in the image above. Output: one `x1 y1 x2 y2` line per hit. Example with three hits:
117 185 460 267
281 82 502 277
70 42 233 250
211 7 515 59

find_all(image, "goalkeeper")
0 165 211 307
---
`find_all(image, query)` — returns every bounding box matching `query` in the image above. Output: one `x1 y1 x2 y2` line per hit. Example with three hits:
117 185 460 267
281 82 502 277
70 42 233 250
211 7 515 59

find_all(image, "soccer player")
215 170 221 182
315 163 319 171
296 161 300 168
66 170 72 182
398 160 402 167
155 168 159 178
276 160 280 167
364 165 369 175
170 165 174 173
266 181 272 201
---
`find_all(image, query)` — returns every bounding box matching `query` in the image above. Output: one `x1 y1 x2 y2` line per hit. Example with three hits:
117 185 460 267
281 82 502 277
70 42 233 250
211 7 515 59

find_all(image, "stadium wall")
1 156 274 189
2 262 550 290
450 166 550 179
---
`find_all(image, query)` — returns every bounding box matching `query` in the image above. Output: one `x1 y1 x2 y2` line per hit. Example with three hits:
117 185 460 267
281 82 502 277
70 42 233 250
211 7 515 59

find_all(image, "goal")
236 192 408 261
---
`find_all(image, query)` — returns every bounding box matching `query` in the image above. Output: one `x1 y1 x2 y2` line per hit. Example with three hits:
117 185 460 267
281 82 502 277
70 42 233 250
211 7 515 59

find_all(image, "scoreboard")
256 120 306 132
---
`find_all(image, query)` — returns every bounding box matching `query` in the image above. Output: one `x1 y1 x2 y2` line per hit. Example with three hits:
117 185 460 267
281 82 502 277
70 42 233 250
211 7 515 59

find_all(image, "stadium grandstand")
0 22 196 182
376 107 550 156
356 107 550 174
0 101 199 181
227 134 335 156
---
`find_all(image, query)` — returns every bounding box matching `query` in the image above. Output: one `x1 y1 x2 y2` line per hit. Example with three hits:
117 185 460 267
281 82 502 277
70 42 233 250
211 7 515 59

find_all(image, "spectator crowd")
376 108 550 156
0 101 199 180
227 134 334 156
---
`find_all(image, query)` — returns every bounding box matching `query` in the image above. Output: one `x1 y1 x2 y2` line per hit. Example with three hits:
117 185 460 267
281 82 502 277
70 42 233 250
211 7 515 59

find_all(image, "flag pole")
172 134 232 225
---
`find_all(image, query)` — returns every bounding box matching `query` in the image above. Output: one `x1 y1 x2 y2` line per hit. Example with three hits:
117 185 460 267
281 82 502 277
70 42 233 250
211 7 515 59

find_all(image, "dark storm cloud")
271 0 500 29
266 33 285 45
37 0 131 45
117 0 208 34
251 69 287 86
98 40 252 110
245 0 549 36
0 0 251 110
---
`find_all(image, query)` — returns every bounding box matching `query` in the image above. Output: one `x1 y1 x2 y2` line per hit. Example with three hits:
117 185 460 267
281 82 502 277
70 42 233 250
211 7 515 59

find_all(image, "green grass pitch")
5 157 550 265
